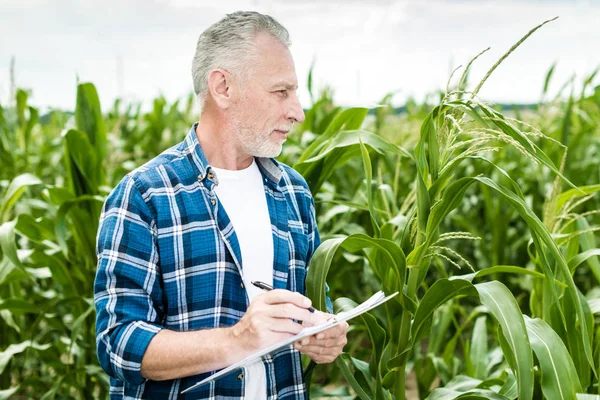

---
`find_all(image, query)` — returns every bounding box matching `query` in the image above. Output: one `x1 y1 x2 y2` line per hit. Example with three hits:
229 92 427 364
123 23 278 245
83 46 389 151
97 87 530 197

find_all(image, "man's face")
229 32 305 158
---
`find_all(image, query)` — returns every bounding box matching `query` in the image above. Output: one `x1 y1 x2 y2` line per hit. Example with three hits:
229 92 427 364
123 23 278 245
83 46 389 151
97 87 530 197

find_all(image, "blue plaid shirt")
94 123 330 399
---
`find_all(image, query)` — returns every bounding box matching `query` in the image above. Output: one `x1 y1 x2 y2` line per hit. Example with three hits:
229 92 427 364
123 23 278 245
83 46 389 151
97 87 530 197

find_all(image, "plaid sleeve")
94 175 164 385
306 196 333 314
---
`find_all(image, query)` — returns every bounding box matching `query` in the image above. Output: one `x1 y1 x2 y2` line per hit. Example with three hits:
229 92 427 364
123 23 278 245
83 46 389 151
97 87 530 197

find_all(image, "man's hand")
230 289 317 354
293 311 348 364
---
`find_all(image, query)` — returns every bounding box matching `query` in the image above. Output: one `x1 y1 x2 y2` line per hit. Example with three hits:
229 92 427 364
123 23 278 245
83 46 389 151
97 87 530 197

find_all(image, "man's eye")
277 90 288 97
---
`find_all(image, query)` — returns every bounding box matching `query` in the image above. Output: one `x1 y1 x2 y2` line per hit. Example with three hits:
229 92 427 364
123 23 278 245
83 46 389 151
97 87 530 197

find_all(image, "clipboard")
182 290 398 394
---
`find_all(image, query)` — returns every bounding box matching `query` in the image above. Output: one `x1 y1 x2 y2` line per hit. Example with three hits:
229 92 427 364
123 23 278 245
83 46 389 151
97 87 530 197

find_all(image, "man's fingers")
268 304 319 325
298 336 346 349
314 322 349 340
261 289 312 309
267 317 304 335
294 342 343 362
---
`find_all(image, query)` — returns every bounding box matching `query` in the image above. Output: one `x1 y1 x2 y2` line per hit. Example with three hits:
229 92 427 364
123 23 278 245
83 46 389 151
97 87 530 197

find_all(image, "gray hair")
191 11 291 109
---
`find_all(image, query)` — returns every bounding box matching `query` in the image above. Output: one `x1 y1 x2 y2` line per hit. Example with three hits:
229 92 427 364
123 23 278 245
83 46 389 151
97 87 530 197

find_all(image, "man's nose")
287 93 305 123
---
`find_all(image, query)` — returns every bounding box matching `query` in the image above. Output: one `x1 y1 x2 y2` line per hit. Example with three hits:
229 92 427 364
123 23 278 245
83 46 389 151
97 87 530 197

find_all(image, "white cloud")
0 0 598 111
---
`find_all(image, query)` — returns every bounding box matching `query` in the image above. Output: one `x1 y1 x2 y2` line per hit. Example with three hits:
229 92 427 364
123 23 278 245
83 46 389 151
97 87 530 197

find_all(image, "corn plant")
0 83 109 398
303 17 599 399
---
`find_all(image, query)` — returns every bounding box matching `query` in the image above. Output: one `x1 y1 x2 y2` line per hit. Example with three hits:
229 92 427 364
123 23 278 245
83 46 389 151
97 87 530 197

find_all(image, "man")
94 11 348 399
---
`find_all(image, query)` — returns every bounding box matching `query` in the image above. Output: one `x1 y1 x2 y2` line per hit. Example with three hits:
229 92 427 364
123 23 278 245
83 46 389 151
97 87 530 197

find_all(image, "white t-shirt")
212 159 273 399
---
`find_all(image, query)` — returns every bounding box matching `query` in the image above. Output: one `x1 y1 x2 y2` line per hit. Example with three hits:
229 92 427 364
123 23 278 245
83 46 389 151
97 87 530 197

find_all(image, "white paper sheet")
181 290 398 394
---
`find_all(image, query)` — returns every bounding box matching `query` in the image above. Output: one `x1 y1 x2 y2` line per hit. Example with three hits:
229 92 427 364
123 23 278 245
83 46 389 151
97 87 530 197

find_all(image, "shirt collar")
185 122 283 186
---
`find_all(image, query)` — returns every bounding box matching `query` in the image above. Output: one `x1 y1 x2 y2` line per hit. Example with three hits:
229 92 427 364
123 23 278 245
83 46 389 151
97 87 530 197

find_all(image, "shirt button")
211 199 216 206
240 282 244 288
237 373 243 380
197 174 203 181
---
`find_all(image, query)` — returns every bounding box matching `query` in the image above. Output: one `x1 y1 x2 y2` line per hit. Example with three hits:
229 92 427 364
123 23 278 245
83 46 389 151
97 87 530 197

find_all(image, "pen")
251 281 316 313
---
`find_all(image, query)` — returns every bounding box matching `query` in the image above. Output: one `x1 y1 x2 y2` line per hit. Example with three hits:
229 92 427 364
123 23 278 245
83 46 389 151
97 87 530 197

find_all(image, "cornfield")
1 18 599 399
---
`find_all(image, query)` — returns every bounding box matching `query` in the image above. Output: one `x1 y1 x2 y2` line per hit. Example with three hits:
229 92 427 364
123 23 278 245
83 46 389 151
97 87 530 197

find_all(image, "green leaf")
297 107 369 164
408 171 594 377
455 265 567 288
75 82 107 162
39 376 65 400
29 251 78 297
0 173 43 223
426 110 440 181
0 220 36 284
67 301 95 360
414 106 439 179
444 375 482 391
475 282 533 400
335 297 386 378
359 139 380 236
473 176 595 373
415 169 431 245
22 105 39 155
542 62 557 97
524 316 581 399
0 309 20 333
63 129 99 195
575 218 600 283
307 58 315 102
428 303 456 355
568 248 600 276
349 357 374 396
0 298 41 314
295 129 410 194
411 279 477 346
470 316 488 380
55 194 104 259
563 289 593 391
0 256 14 285
306 237 346 311
0 341 51 375
589 299 600 315
0 386 20 399
555 184 600 212
306 234 406 312
336 355 372 400
498 373 518 399
426 177 475 241
427 388 511 400
15 213 55 243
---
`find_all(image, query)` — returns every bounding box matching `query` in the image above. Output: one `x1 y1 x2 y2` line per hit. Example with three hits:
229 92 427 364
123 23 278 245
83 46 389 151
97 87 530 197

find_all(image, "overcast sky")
1 0 599 112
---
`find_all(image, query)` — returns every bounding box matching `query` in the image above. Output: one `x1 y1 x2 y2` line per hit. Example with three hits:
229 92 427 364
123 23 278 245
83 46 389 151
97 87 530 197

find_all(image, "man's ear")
207 69 232 109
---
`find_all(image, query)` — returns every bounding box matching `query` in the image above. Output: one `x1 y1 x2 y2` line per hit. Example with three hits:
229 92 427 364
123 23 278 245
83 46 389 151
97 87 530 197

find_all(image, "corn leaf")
0 174 42 223
336 355 373 400
75 82 107 163
306 234 406 312
469 316 488 380
575 218 600 283
427 388 512 400
475 282 534 400
555 184 600 212
0 386 20 399
0 341 51 375
0 220 35 284
335 297 386 378
297 107 369 163
359 139 380 236
474 176 595 373
524 316 582 399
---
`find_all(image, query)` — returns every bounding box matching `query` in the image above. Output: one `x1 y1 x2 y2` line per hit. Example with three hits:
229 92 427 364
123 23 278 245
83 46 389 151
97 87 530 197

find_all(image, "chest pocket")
288 223 310 265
